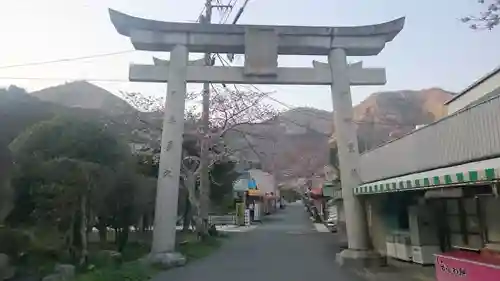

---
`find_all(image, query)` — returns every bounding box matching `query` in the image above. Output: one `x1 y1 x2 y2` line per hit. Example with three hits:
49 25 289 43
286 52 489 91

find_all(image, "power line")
0 50 135 70
214 55 420 141
0 76 136 83
196 5 207 22
0 2 216 71
215 54 418 128
213 53 332 137
230 0 250 24
219 0 239 23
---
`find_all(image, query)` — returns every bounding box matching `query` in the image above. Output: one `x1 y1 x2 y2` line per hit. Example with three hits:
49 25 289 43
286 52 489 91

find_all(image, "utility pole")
198 0 213 235
199 0 232 235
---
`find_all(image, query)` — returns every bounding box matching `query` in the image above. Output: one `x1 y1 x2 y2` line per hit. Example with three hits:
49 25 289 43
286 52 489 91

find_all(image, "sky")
0 0 499 111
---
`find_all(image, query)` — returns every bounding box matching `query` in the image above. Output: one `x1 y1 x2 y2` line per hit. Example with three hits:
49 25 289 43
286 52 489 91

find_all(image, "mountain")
30 81 135 115
1 81 454 183
0 86 59 147
0 85 158 150
231 88 454 181
276 107 332 135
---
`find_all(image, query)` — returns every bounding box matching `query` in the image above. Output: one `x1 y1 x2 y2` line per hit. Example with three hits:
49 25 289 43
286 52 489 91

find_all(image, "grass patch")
77 233 225 281
76 261 158 281
120 243 150 262
177 232 223 260
87 242 150 263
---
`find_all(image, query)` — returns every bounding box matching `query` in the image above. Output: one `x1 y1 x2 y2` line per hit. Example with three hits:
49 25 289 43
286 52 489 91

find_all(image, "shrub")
0 227 31 260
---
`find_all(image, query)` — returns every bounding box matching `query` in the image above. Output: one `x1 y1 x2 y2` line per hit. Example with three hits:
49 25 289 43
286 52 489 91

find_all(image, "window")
445 198 484 249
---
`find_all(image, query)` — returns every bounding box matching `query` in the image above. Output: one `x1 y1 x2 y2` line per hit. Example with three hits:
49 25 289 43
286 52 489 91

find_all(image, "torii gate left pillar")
109 8 404 266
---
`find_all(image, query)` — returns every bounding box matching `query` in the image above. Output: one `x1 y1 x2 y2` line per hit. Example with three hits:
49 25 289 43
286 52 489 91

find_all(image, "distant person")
249 202 255 222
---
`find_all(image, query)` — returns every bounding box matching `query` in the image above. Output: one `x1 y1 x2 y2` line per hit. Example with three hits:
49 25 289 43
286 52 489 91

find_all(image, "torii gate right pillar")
328 48 380 265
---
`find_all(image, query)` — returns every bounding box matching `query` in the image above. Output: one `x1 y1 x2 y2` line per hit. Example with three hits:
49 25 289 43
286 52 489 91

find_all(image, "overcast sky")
0 0 498 111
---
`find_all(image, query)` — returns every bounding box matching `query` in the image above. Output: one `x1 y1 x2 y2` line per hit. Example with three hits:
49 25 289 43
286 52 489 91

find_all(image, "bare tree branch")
120 88 279 233
462 0 500 30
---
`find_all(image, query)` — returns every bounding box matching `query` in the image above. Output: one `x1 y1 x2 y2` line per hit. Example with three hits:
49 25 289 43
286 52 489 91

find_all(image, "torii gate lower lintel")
109 9 405 261
129 61 387 85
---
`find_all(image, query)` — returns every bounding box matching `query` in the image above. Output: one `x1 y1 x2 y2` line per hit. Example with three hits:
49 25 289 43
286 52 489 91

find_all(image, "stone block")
54 264 75 281
94 250 123 267
244 27 278 76
336 249 386 268
146 252 186 270
41 274 62 281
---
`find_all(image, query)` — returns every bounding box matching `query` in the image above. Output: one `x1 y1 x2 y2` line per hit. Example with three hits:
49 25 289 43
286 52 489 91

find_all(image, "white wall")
448 71 500 114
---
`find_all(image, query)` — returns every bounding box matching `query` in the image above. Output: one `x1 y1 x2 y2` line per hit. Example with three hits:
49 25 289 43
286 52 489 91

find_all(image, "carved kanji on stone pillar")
163 169 172 178
165 140 173 152
347 142 356 153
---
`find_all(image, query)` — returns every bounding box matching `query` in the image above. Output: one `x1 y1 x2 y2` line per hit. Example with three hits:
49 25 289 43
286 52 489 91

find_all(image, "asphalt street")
152 202 363 281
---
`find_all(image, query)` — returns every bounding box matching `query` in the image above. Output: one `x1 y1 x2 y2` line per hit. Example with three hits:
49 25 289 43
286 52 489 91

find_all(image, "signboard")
248 189 263 197
235 203 245 226
253 203 261 221
248 178 257 189
435 253 500 281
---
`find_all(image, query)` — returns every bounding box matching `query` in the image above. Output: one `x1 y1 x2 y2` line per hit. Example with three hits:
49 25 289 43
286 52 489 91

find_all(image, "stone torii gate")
109 9 404 262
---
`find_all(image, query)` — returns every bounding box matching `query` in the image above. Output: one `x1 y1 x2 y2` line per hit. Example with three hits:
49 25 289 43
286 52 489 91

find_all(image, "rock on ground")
41 264 75 281
144 252 187 270
0 253 14 280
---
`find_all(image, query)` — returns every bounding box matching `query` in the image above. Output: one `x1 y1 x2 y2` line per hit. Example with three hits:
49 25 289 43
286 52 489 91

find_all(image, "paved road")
152 202 363 281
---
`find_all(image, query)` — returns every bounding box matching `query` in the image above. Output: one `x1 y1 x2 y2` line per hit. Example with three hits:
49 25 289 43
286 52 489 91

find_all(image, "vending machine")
408 205 441 265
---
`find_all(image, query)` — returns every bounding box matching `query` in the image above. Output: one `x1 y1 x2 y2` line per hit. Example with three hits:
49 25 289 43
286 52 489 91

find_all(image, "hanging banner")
248 178 257 189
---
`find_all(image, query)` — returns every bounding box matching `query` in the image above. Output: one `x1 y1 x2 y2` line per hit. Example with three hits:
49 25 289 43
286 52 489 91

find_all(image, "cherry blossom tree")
121 86 277 237
462 0 500 30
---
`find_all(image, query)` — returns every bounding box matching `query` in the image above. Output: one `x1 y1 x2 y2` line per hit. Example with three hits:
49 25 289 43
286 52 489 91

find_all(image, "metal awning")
355 158 500 196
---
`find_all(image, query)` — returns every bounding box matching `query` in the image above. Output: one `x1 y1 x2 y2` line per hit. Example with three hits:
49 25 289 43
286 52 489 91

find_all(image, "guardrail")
208 215 237 225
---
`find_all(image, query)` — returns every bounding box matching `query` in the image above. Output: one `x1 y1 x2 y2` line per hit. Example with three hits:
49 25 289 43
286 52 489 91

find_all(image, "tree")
192 86 276 236
8 116 134 263
462 0 500 30
209 161 240 211
121 86 277 237
0 145 13 224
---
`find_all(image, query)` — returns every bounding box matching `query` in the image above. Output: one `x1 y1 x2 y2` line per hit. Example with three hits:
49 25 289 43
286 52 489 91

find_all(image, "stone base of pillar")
336 249 386 268
142 251 187 269
336 221 348 249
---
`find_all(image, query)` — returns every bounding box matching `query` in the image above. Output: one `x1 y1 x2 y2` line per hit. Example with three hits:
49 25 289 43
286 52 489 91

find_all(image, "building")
445 65 500 114
354 64 500 266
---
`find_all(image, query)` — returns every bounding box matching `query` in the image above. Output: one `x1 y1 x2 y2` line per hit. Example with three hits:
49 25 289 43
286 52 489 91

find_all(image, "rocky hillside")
234 88 453 180
353 88 453 150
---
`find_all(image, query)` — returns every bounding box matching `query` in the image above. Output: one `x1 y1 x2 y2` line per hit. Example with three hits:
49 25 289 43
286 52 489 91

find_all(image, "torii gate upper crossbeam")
109 9 405 56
